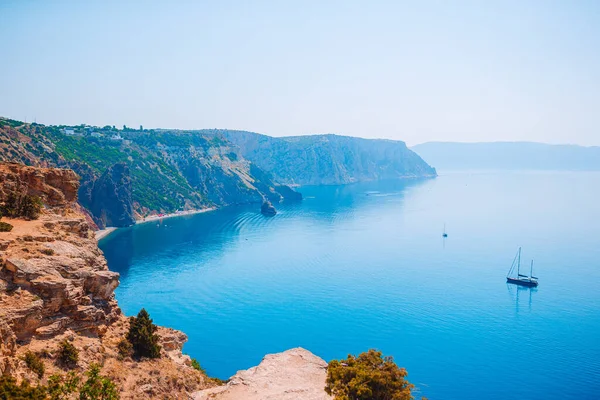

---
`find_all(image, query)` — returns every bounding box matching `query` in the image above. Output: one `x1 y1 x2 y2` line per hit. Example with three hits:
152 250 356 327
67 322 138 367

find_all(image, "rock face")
0 163 79 208
221 130 437 185
80 163 135 228
0 119 303 220
193 348 331 400
261 200 277 216
0 162 210 398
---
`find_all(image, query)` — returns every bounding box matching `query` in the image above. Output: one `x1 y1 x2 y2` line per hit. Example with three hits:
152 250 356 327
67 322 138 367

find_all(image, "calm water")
100 171 600 400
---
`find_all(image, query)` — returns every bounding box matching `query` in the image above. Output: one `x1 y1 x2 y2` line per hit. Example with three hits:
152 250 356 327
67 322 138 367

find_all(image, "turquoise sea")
99 171 600 400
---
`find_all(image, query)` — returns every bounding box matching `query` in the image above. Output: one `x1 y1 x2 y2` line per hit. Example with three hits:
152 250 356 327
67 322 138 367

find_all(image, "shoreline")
95 207 217 240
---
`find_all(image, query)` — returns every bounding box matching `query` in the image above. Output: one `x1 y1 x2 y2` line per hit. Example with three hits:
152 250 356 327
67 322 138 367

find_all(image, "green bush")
126 309 161 359
0 221 13 232
0 375 47 399
47 371 79 400
78 363 119 400
57 340 79 369
0 193 42 220
116 338 133 360
325 349 417 400
23 351 44 379
191 358 206 374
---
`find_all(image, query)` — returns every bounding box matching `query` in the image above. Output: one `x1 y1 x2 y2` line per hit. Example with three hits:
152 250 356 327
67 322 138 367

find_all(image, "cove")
99 171 600 400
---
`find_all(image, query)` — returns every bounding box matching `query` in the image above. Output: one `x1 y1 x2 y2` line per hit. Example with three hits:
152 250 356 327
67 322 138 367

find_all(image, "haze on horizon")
1 0 599 146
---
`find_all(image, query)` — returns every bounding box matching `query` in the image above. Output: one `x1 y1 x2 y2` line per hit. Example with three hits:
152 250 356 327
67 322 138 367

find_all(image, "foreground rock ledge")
193 348 332 400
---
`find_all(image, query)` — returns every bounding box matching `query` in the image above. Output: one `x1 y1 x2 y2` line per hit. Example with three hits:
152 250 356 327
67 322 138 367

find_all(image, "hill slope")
412 141 600 171
218 131 437 185
0 119 300 227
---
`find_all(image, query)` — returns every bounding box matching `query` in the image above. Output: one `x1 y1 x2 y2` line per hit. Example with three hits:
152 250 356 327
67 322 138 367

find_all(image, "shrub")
0 221 12 232
78 363 119 400
0 375 47 399
40 248 55 256
57 340 79 369
0 193 42 220
47 371 80 400
23 351 45 378
325 349 416 400
116 339 132 360
126 309 161 359
191 358 205 374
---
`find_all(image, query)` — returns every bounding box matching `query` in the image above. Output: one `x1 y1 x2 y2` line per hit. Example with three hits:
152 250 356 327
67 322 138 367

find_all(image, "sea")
99 171 600 400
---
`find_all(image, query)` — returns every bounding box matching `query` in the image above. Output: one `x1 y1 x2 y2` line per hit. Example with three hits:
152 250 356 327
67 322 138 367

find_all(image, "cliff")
193 348 331 400
0 162 211 398
79 163 135 229
220 131 437 185
0 118 302 225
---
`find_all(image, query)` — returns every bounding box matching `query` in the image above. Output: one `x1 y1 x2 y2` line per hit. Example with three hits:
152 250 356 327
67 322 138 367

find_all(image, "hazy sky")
1 1 599 145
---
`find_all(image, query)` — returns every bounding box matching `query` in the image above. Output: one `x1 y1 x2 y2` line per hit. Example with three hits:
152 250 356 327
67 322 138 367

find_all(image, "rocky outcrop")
261 200 277 216
193 348 331 400
0 163 79 208
221 130 437 185
0 162 210 398
80 163 135 228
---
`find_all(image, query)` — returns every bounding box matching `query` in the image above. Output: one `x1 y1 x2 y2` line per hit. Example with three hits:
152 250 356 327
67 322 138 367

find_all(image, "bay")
100 171 600 400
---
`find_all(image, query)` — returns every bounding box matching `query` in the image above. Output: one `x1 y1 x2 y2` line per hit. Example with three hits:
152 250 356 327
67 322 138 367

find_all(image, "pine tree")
126 309 161 359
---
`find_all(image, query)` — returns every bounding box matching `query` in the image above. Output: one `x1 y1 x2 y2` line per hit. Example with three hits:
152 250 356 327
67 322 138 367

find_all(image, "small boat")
442 223 448 238
506 247 538 287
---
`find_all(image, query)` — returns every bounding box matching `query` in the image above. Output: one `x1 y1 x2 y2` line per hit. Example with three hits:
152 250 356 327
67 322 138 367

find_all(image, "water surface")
100 171 600 400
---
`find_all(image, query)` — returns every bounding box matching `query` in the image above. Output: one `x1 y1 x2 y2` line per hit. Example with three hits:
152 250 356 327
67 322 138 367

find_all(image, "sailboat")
506 247 538 287
442 223 448 238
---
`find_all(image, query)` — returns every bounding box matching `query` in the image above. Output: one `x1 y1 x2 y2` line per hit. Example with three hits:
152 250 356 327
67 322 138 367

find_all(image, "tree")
47 371 80 400
126 309 161 359
325 349 416 400
0 375 47 400
78 364 119 400
57 340 79 369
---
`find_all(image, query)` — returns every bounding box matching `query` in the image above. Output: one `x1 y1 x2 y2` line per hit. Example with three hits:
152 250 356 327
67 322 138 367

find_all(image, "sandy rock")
193 348 331 400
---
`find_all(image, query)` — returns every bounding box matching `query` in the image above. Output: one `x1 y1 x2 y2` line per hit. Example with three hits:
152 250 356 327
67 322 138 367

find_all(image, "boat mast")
517 247 521 277
530 260 534 278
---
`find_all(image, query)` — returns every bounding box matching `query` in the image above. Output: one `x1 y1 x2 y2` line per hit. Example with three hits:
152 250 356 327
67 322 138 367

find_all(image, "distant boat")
506 247 538 287
442 223 448 238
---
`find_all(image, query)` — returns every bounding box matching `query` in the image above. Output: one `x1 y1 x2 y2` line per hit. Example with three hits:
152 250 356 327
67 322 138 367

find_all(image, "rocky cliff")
79 163 135 229
193 348 331 400
0 162 211 398
0 119 302 225
220 130 437 185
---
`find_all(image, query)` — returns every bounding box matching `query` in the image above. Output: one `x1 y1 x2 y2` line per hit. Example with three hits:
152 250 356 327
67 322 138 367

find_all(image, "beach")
95 207 216 240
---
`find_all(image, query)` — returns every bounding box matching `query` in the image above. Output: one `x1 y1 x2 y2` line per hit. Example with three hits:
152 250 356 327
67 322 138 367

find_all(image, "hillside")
412 141 600 171
0 163 214 398
217 131 437 185
0 119 300 228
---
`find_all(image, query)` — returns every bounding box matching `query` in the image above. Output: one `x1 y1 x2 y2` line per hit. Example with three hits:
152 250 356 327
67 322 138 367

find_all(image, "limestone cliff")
193 348 331 400
0 162 210 398
221 130 437 185
79 163 135 229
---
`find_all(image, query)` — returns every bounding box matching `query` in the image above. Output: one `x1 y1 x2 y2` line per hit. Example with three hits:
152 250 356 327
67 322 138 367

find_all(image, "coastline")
94 207 217 241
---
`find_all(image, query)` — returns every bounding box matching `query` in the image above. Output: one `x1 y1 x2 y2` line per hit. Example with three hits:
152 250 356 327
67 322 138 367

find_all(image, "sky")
1 1 599 146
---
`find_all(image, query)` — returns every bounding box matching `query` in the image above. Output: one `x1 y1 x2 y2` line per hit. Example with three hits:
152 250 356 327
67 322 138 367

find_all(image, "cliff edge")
193 348 331 400
0 162 211 398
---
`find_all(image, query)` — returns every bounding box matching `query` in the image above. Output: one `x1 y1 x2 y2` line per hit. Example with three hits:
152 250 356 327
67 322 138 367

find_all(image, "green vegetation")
57 340 79 369
0 364 119 400
0 221 13 232
78 363 119 400
116 339 132 360
23 351 44 379
325 349 419 400
126 309 161 359
191 358 205 374
0 193 42 220
47 371 80 400
0 375 46 400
